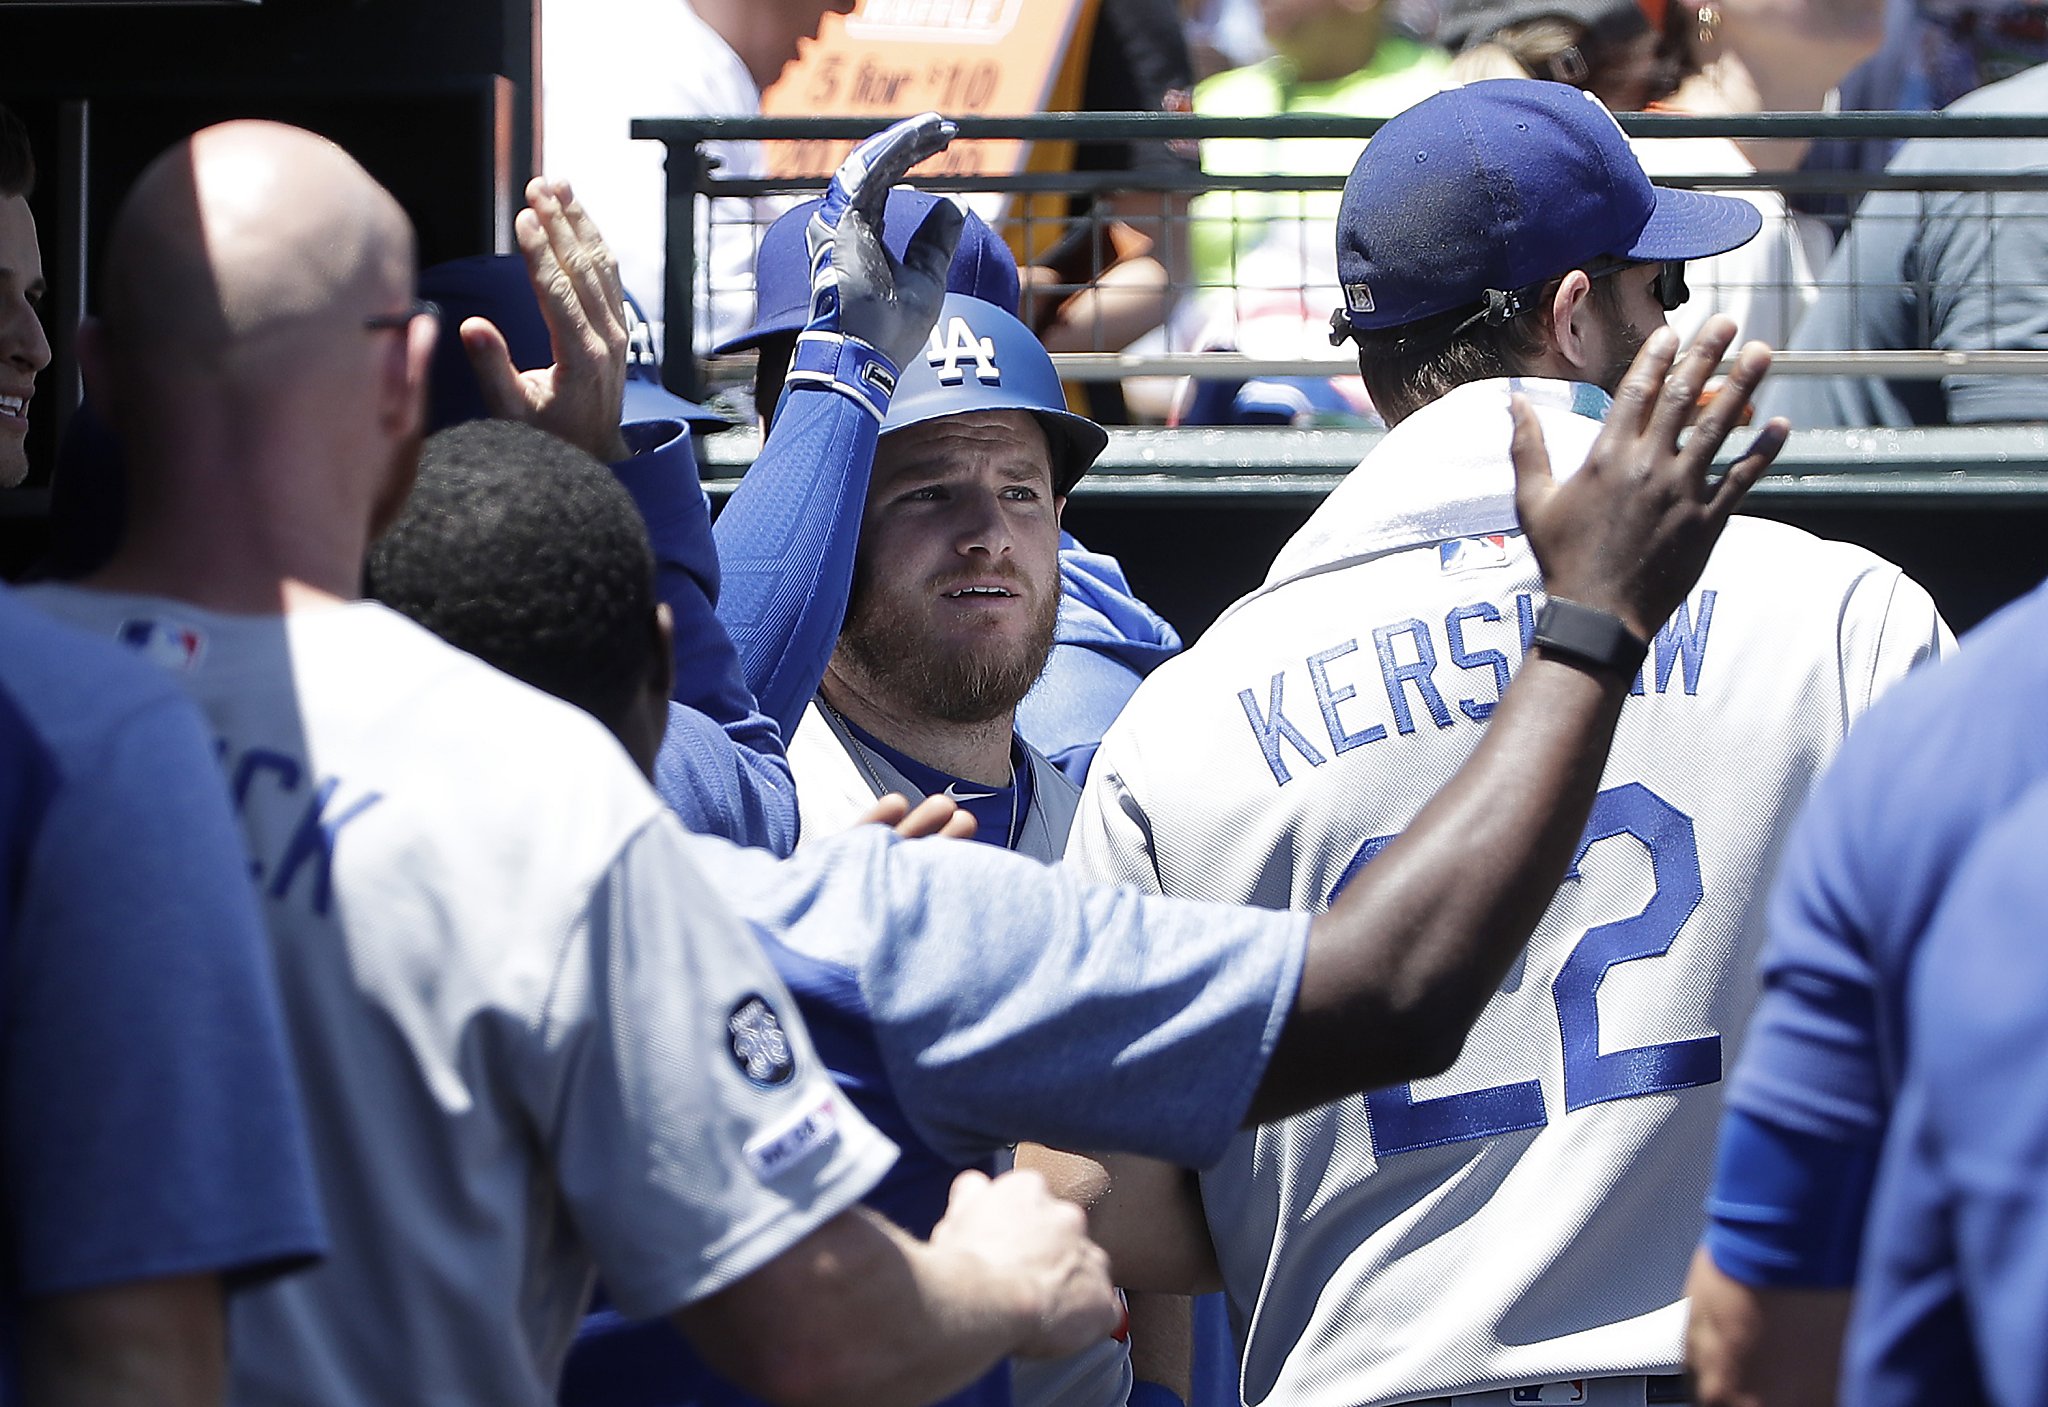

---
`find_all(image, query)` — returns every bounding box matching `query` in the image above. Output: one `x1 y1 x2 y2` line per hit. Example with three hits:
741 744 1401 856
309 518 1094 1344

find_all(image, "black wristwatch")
1531 598 1649 679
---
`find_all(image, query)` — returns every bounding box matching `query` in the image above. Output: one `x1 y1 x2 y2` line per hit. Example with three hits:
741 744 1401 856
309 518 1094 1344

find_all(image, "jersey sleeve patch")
742 1091 846 1183
727 994 798 1086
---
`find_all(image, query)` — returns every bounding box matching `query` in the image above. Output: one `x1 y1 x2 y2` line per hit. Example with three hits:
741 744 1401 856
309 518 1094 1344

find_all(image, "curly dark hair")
0 105 34 201
365 419 660 735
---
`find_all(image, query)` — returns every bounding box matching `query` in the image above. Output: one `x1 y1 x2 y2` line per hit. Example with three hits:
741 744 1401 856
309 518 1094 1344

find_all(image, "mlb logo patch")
1438 533 1511 574
117 618 206 673
1509 1383 1586 1405
1344 281 1376 314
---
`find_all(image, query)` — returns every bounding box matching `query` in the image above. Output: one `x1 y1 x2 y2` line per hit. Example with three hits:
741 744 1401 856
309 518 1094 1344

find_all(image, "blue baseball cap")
883 294 1106 497
1334 80 1763 334
713 189 1022 356
418 254 730 434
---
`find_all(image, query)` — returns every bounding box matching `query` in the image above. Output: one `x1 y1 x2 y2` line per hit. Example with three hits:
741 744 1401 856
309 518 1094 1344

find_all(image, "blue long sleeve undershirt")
1703 1104 1879 1288
608 421 797 855
711 386 881 740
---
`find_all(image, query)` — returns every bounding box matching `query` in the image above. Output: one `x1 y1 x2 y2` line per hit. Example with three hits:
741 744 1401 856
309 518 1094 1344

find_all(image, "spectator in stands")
1021 0 1200 429
1801 0 2048 207
29 116 1117 1407
1172 0 1449 427
1184 0 1272 77
0 105 50 488
1182 0 1449 354
1441 0 1671 109
542 0 848 352
720 185 1183 785
1756 61 2048 428
1650 0 1884 178
0 585 327 1407
1447 0 1877 346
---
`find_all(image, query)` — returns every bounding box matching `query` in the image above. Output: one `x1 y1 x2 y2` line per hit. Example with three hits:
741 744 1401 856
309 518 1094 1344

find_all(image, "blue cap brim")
623 375 731 431
1626 187 1764 263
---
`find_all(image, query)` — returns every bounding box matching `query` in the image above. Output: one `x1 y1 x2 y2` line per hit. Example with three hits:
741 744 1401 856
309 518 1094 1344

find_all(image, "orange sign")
761 0 1095 187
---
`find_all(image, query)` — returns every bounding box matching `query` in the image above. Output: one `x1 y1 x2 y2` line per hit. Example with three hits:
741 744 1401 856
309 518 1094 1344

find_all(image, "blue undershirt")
1703 1106 1878 1287
834 710 1035 851
608 421 799 855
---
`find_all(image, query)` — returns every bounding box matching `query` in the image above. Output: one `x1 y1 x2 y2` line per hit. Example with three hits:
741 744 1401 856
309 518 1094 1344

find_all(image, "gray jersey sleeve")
699 828 1308 1170
532 817 897 1320
1840 566 1954 718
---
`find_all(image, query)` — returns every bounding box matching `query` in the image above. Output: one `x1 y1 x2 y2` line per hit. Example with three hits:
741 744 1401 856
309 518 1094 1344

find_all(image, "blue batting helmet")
881 294 1106 497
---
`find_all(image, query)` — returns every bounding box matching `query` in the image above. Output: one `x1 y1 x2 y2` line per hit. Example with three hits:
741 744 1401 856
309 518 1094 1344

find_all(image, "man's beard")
835 562 1061 726
1596 304 1651 396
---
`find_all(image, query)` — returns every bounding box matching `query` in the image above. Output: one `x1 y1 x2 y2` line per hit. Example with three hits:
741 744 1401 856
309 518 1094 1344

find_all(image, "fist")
932 1169 1121 1359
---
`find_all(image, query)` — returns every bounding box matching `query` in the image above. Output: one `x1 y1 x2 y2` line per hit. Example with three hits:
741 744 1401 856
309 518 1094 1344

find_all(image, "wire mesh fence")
633 110 2048 443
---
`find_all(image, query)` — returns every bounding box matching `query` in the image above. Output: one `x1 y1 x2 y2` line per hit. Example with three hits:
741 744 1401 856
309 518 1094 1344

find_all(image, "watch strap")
1532 598 1648 679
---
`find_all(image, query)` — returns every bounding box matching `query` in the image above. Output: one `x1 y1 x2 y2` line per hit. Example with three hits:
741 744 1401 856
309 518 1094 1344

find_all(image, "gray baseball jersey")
27 590 894 1407
1069 378 1950 1406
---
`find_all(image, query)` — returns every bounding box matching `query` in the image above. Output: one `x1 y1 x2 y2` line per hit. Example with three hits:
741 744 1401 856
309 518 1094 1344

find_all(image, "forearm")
676 1207 1034 1407
610 426 768 732
1021 1147 1220 1295
1128 1293 1193 1403
712 387 881 737
1253 654 1627 1121
651 703 799 855
20 1275 227 1407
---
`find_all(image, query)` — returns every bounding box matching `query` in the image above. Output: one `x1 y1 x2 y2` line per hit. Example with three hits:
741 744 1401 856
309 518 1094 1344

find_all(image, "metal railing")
630 110 2048 391
630 111 2039 495
700 422 2048 503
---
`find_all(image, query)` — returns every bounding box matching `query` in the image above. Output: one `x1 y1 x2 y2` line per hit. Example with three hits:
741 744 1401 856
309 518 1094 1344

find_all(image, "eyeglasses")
1584 258 1690 312
363 298 441 333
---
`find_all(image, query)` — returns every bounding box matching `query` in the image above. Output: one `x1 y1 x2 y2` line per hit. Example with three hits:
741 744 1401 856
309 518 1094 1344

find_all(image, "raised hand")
929 1169 1121 1360
784 112 964 420
463 176 631 463
1510 315 1787 643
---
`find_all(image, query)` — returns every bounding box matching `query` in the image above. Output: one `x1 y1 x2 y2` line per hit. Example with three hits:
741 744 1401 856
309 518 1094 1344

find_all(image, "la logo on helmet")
926 316 1001 386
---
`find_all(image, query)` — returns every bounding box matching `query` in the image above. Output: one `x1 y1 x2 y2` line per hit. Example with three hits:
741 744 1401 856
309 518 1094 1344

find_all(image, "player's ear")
649 602 676 703
1054 494 1067 526
1547 271 1597 375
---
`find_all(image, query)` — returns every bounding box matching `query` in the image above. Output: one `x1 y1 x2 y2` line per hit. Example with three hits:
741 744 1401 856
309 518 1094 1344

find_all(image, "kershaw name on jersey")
1070 378 1950 1407
1236 585 1715 789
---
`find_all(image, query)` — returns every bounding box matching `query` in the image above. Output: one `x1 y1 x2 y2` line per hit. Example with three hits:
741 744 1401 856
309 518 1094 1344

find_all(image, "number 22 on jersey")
1329 782 1718 1158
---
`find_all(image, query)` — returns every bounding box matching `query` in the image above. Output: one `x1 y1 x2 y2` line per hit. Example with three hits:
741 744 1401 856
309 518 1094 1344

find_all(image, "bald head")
100 121 415 378
82 122 439 607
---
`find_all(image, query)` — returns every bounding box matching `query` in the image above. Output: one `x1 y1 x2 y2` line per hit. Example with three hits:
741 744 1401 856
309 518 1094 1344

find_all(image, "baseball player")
715 185 1183 785
1052 79 1949 1407
1683 574 2048 1407
0 582 328 1403
1840 772 2048 1407
367 299 1788 1401
717 285 1100 858
30 118 1120 1406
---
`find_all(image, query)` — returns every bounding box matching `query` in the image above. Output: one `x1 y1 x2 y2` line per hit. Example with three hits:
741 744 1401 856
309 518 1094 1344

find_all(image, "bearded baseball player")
717 282 1102 859
1046 79 1951 1407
